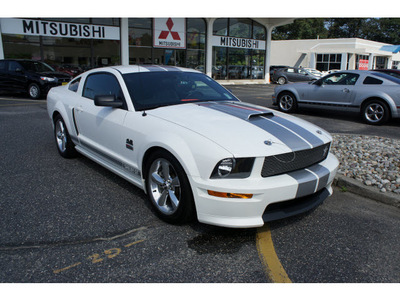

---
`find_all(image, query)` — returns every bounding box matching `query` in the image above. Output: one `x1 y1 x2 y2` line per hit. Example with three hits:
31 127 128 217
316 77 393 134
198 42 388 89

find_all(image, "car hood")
147 101 332 157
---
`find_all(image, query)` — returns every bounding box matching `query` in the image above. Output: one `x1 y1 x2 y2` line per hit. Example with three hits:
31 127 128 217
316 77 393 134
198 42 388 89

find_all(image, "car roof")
106 65 202 75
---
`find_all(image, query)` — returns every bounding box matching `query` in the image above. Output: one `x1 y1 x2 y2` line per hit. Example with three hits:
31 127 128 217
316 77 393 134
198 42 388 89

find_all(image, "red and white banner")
153 18 186 49
358 59 369 70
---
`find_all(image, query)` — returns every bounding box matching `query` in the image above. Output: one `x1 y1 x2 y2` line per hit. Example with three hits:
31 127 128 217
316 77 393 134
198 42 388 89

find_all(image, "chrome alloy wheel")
279 94 294 111
148 158 181 215
365 103 385 123
55 119 67 153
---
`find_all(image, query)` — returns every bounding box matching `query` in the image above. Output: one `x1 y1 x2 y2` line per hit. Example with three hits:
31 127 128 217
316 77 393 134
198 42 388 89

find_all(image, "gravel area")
331 134 400 195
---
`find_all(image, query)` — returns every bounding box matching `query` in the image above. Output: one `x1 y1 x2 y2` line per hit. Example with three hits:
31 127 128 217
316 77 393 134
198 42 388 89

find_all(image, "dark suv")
0 59 71 99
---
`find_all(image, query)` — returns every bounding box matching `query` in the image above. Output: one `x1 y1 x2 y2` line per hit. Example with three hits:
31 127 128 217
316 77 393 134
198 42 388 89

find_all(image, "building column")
0 22 4 59
264 26 274 83
368 53 375 69
348 53 356 70
120 18 129 66
309 52 316 69
205 18 215 78
340 52 348 70
387 57 393 69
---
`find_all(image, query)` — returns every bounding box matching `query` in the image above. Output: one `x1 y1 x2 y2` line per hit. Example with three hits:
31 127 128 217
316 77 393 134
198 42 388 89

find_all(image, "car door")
74 72 132 167
7 61 28 92
285 68 298 82
301 72 359 105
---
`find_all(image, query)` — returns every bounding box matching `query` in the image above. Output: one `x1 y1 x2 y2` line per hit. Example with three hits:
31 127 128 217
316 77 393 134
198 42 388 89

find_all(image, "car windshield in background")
372 72 400 84
19 61 55 72
123 71 238 111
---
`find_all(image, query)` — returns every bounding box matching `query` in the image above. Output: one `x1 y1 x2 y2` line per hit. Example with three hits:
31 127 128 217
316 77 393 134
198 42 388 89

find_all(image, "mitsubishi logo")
158 18 181 40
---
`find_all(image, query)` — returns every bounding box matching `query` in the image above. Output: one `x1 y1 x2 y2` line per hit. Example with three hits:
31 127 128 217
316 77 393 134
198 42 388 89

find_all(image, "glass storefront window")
317 53 342 71
229 18 251 38
213 19 228 36
128 18 205 71
2 34 40 59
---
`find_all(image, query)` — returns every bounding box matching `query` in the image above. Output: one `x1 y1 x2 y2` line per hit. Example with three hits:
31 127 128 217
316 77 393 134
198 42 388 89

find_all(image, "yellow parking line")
256 224 292 283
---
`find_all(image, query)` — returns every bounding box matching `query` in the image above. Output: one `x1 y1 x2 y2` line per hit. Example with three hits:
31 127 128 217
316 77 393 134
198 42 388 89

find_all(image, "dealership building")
1 17 399 83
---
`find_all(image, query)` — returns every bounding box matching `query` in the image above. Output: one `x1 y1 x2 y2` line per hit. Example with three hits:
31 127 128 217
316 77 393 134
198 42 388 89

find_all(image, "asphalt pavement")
0 92 399 284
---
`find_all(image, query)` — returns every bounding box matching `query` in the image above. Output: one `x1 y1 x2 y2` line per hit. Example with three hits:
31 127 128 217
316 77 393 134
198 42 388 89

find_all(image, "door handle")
342 88 350 93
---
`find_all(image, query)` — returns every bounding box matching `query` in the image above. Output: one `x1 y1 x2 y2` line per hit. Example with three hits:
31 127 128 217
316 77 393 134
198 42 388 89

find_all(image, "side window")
322 73 359 85
8 61 22 72
0 61 6 70
363 76 383 85
286 68 294 73
68 77 81 92
83 73 124 101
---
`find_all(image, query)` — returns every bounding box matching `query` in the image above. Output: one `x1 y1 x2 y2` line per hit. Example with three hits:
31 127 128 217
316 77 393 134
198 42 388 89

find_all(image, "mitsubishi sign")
0 18 120 40
153 18 186 49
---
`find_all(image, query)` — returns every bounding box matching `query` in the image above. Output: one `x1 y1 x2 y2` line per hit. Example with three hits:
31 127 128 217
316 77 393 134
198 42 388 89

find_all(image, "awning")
380 45 400 53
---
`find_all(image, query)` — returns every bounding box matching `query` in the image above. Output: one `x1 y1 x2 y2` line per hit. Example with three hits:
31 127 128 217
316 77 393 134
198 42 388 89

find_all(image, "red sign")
359 59 369 70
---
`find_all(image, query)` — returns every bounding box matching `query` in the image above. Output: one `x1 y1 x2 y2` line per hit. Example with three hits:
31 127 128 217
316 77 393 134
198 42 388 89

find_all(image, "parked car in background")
272 70 400 125
0 59 71 99
47 65 338 228
54 64 83 78
303 68 325 77
372 69 400 79
271 67 320 85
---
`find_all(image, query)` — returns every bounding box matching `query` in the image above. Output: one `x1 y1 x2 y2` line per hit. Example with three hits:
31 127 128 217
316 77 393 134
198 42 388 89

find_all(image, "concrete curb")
334 175 400 208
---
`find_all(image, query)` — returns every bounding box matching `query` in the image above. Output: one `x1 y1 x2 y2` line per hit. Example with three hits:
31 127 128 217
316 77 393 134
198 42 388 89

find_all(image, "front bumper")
190 153 339 228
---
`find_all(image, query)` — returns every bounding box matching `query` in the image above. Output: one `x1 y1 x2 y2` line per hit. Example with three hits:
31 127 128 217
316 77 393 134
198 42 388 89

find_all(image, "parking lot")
0 87 399 284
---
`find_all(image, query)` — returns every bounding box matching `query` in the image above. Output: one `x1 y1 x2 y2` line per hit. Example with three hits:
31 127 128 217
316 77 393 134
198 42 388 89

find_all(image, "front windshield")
123 71 238 111
19 61 55 72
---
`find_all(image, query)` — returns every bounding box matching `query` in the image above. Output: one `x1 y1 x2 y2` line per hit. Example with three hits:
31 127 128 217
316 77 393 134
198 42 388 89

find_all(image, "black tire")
145 150 196 224
28 83 41 99
361 99 390 125
54 115 78 158
278 92 297 113
277 77 287 85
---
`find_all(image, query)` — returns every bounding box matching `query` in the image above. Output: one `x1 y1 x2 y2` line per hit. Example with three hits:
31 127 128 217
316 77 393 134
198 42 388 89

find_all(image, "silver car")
272 70 400 125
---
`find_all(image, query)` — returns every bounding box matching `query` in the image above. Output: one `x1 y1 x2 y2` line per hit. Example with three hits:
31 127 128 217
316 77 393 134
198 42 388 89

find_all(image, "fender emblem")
126 139 134 151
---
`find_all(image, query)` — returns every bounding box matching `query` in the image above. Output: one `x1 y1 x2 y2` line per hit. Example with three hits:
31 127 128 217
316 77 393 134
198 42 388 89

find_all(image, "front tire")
145 150 195 224
361 99 390 125
278 92 297 113
54 115 78 158
28 83 41 99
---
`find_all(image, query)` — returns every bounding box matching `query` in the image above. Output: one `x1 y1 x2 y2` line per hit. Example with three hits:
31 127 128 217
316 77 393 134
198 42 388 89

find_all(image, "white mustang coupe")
47 65 339 228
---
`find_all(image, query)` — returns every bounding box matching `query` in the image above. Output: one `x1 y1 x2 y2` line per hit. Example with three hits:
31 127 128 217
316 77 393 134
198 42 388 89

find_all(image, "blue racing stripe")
201 102 315 151
270 115 324 148
251 116 311 151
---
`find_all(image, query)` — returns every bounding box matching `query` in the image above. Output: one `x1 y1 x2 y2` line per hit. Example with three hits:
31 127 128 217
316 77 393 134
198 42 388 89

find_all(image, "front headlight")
40 76 57 82
210 157 255 179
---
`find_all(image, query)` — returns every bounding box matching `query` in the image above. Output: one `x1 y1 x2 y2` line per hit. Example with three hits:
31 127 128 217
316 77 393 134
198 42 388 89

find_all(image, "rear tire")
361 99 390 125
277 77 287 85
145 150 196 224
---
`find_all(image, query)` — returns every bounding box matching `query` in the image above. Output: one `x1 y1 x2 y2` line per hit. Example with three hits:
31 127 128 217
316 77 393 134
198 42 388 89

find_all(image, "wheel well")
277 90 295 100
141 146 170 178
52 111 61 124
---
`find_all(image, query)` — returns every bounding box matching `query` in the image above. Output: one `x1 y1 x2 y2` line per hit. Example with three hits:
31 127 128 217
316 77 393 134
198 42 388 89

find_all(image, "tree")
272 19 328 40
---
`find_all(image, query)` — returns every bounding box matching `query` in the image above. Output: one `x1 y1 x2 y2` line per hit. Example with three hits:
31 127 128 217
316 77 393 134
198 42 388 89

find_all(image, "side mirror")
94 95 123 108
313 80 323 86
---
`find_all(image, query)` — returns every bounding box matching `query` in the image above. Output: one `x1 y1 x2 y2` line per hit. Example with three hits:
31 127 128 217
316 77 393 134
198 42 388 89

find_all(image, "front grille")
261 143 330 177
